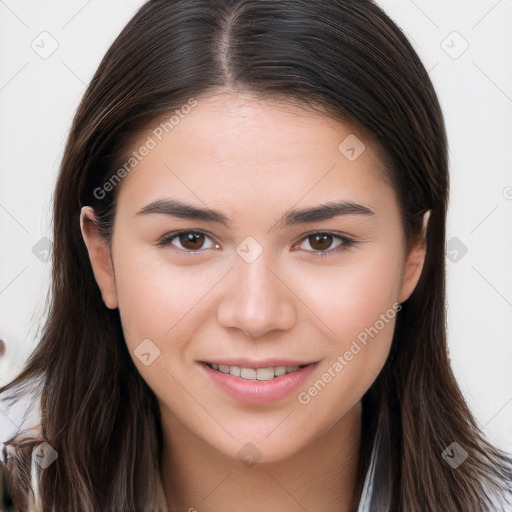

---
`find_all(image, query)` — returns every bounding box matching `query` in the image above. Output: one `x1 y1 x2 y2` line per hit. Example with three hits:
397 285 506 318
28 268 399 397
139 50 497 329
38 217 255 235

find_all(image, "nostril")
0 339 6 357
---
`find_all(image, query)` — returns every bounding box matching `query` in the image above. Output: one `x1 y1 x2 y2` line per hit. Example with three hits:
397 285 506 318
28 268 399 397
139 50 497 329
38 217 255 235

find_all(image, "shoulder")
1 427 44 512
0 382 41 448
0 385 43 512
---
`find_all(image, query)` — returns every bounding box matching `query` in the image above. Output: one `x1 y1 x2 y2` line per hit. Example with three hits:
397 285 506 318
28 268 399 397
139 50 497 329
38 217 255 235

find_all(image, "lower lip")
200 362 318 404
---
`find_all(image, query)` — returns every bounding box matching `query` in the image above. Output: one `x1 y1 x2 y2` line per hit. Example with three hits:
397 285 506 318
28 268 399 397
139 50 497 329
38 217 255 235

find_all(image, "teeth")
256 367 274 381
274 366 286 376
208 363 304 380
229 366 241 377
241 368 257 380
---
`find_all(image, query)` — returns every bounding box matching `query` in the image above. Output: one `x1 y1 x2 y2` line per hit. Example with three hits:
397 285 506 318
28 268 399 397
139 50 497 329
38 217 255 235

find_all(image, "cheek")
111 244 226 354
294 245 402 402
295 284 400 423
110 247 212 403
114 258 175 339
302 244 403 340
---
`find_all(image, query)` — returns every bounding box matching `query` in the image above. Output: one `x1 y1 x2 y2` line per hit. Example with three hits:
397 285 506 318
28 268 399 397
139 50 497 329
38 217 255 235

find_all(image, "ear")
80 206 118 309
397 210 430 303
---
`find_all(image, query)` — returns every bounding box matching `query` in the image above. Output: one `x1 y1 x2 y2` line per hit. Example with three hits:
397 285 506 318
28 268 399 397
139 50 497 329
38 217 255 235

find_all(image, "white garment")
355 418 390 512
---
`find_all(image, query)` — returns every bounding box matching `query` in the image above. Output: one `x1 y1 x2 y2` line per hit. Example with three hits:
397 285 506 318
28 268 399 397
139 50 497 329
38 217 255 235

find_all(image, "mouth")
204 362 312 381
200 360 318 404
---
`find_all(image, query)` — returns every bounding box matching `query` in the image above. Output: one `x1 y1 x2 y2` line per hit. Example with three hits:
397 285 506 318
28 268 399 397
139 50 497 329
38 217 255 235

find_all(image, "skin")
81 90 428 512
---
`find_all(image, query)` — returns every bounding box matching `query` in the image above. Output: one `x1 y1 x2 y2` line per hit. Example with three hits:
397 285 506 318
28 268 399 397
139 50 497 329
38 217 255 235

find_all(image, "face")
81 91 427 463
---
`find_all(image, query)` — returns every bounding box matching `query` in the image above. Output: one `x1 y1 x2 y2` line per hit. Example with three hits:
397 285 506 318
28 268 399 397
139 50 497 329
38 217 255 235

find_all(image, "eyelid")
157 229 219 254
292 230 356 256
157 229 356 256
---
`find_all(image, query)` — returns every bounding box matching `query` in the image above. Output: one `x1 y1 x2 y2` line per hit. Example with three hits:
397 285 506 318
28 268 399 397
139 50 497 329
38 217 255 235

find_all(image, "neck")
160 402 363 512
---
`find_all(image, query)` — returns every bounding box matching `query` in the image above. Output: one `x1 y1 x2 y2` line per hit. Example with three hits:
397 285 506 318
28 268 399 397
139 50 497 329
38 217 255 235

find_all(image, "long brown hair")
1 0 511 510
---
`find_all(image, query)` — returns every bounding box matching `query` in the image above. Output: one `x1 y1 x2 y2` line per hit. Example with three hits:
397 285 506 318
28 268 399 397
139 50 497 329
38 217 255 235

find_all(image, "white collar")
356 415 391 511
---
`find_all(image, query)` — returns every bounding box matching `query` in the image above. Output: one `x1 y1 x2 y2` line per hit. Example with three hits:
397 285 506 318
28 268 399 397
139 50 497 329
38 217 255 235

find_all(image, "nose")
217 255 297 338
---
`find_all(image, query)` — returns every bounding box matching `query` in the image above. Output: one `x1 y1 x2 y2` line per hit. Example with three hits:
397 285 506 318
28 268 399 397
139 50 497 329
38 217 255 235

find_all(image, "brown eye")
308 233 334 251
178 232 206 250
294 232 355 256
158 230 218 254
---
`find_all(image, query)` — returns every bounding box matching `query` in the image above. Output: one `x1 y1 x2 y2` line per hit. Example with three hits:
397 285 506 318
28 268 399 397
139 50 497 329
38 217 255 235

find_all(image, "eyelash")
157 230 356 257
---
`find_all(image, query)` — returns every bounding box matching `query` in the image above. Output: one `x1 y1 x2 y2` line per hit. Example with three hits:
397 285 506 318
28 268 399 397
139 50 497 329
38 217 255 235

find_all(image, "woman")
1 0 511 510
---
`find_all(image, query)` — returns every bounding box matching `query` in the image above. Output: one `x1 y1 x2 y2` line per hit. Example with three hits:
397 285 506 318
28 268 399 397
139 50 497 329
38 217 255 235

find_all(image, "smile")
205 362 310 381
200 361 318 404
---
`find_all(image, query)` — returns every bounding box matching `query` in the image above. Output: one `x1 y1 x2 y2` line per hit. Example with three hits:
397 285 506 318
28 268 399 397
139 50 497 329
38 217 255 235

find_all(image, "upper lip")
201 358 316 368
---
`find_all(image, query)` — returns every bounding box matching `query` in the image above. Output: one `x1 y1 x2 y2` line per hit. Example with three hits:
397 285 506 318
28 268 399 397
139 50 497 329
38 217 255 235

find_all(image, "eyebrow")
136 198 375 231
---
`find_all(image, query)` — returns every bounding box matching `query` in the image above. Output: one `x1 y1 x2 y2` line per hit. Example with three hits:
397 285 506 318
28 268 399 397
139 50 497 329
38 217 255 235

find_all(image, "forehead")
115 91 396 218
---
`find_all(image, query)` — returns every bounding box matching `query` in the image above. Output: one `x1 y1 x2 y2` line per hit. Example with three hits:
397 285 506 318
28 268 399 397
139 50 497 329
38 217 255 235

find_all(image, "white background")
0 1 511 453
